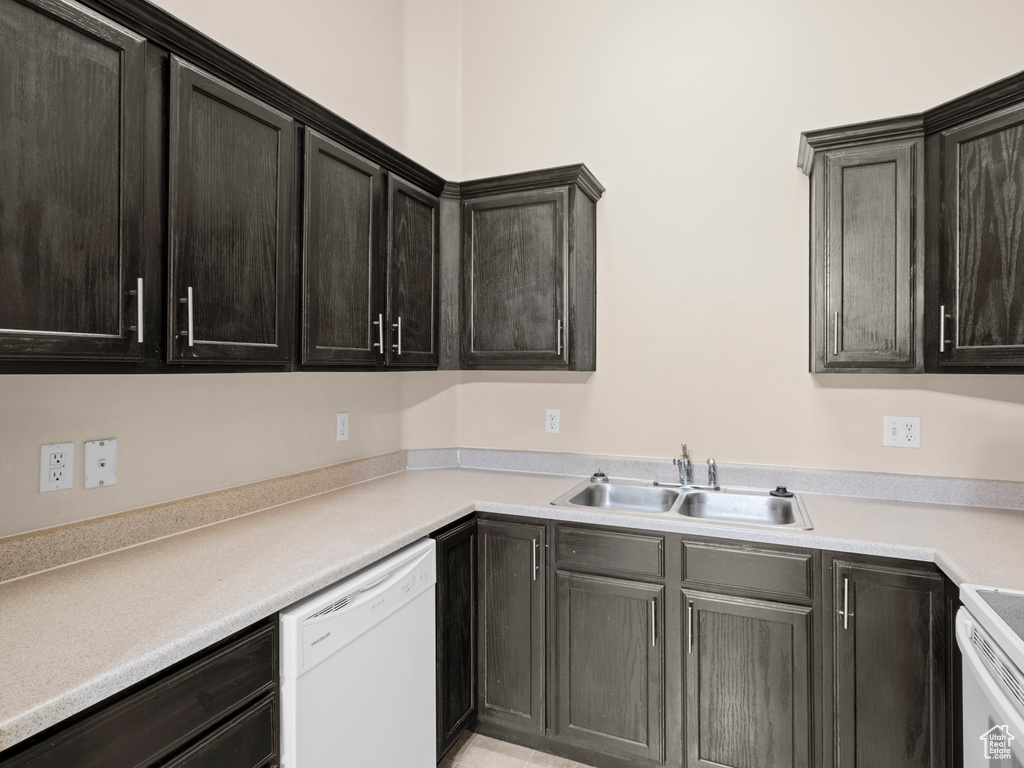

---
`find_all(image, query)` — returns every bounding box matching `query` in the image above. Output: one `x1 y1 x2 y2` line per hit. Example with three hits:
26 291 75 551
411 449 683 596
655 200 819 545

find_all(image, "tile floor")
440 731 598 768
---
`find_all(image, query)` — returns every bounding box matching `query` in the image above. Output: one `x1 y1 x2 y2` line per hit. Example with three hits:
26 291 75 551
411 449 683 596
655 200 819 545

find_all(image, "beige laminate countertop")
2 466 1023 752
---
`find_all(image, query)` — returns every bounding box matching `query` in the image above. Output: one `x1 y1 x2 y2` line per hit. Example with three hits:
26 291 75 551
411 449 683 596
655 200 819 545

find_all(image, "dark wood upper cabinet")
386 173 440 367
0 0 147 361
824 556 947 768
301 128 384 365
935 102 1024 367
800 119 924 373
553 571 664 763
682 590 813 768
167 55 295 365
476 518 546 736
459 165 603 371
803 68 1024 374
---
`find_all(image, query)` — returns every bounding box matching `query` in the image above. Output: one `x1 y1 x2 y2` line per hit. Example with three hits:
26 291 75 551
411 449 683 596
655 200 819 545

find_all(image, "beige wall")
5 0 1024 538
0 0 419 539
448 0 1024 482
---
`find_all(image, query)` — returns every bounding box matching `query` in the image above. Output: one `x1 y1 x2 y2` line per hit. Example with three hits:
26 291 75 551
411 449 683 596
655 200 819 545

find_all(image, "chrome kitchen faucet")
668 445 720 491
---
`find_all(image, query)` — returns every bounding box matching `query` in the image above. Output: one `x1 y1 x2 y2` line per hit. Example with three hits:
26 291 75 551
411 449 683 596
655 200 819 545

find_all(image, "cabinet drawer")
555 526 664 578
163 694 276 768
682 540 813 601
4 623 277 768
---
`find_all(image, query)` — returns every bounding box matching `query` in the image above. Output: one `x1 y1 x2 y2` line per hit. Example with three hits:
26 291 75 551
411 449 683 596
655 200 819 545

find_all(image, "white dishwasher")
279 538 436 768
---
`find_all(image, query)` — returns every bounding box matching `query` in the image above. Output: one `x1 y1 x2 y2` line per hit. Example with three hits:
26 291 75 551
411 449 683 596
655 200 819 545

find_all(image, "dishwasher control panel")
280 539 436 678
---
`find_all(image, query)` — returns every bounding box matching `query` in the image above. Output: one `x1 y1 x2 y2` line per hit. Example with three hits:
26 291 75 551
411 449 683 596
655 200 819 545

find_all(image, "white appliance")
279 538 436 768
958 584 1024 768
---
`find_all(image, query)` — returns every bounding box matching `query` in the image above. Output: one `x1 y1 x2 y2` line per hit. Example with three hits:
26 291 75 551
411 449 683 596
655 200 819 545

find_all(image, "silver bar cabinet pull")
557 319 563 356
179 287 194 347
687 603 693 653
833 311 839 356
840 576 854 629
129 277 143 343
372 313 384 351
939 304 948 353
651 600 656 647
392 316 402 355
532 539 538 580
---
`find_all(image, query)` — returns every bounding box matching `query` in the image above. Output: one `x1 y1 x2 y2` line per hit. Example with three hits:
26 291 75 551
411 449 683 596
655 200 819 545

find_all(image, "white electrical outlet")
40 442 74 492
545 408 560 434
85 439 118 489
883 416 920 448
336 412 349 441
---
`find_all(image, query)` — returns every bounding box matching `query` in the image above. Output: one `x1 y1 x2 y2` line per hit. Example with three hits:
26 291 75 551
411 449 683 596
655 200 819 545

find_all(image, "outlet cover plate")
40 442 74 492
883 416 920 448
336 413 349 441
85 439 118 489
545 408 560 434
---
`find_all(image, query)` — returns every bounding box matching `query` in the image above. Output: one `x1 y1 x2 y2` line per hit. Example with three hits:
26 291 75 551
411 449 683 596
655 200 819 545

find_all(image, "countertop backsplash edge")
4 445 1023 584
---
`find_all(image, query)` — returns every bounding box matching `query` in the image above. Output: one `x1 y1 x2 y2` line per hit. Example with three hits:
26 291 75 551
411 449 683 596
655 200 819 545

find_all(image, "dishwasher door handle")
359 572 393 592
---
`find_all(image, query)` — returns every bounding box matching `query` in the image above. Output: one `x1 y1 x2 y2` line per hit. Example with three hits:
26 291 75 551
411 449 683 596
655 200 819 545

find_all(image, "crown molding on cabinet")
797 114 924 175
80 0 447 196
459 163 606 203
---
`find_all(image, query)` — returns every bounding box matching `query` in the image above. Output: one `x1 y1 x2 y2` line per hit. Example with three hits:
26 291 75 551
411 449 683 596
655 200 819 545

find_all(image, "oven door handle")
957 609 1024 737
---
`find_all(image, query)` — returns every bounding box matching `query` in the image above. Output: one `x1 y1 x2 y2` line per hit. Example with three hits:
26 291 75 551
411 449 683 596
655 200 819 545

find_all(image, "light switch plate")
85 439 118 489
40 442 74 492
336 413 349 441
883 416 920 448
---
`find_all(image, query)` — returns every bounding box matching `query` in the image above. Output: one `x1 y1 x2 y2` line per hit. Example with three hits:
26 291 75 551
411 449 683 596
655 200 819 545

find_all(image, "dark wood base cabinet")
823 555 949 768
433 517 478 760
0 618 279 768
457 517 957 768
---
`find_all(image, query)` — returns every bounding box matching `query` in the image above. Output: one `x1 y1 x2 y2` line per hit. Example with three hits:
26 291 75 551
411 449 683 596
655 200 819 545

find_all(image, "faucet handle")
681 443 689 459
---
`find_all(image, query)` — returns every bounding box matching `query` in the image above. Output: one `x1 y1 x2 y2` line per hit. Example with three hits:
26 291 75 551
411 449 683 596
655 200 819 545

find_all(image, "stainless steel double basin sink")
550 477 813 530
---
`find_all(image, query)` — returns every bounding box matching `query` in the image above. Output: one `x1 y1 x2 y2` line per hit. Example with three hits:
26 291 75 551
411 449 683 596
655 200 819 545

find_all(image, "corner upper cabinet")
460 165 603 370
800 119 924 373
168 56 295 365
0 0 147 361
386 174 440 367
301 129 384 365
934 101 1024 368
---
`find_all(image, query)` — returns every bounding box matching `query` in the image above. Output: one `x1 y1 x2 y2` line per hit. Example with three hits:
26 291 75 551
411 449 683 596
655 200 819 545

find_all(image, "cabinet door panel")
302 129 383 365
939 103 1024 365
434 520 477 758
554 572 664 762
477 520 545 734
0 0 145 360
830 560 946 768
168 56 294 364
683 590 812 768
463 189 568 368
819 141 917 369
386 173 439 367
